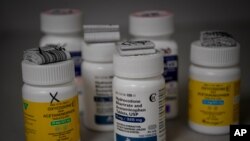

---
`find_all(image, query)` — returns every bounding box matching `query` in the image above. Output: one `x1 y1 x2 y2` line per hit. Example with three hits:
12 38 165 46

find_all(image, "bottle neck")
115 75 163 80
191 63 239 69
25 81 74 88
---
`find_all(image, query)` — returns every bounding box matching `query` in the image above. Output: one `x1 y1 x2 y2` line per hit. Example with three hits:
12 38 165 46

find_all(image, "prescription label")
23 95 80 141
189 79 240 126
114 88 166 141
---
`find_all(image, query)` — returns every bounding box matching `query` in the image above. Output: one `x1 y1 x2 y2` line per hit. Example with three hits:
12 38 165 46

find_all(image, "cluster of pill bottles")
21 8 241 141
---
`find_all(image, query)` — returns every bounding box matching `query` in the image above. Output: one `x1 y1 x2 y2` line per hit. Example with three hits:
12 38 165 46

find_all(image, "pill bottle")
40 8 84 113
188 40 240 135
113 44 166 141
82 42 116 131
22 60 80 141
129 10 178 119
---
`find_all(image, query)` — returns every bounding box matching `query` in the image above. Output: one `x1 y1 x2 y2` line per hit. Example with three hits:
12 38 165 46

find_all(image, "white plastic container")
189 40 240 135
40 8 84 113
22 60 80 141
82 42 116 131
129 10 178 119
113 45 166 141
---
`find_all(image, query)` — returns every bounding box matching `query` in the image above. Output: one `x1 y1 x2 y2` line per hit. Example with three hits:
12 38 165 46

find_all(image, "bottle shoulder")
40 34 83 51
83 61 113 68
82 61 113 74
22 82 77 102
189 64 240 82
113 76 165 87
40 34 82 42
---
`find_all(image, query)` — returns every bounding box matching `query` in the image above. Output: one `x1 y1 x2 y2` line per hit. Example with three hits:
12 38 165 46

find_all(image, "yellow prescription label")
189 79 240 126
23 95 80 141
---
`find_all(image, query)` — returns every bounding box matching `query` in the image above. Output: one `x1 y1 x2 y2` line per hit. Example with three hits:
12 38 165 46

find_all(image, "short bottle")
40 8 84 113
82 42 116 131
22 60 80 141
129 10 178 119
188 39 240 135
113 41 166 141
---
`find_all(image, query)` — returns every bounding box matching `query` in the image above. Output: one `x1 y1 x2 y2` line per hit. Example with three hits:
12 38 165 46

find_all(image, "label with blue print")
202 99 224 105
94 76 113 125
116 134 157 141
114 88 166 141
95 115 113 125
163 55 178 83
115 113 145 123
163 55 178 115
94 96 113 102
70 51 82 77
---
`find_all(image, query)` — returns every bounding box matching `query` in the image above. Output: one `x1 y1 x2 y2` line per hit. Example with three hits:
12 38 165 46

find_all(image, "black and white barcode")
83 24 120 43
83 25 119 33
24 45 70 65
200 31 237 47
117 40 156 56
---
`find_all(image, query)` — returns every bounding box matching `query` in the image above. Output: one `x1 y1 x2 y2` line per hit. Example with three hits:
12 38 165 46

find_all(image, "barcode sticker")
200 31 237 47
24 44 71 65
83 25 120 43
117 40 156 56
83 25 119 33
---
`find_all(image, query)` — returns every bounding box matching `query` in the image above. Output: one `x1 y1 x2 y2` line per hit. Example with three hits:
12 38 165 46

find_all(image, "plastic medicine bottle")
129 10 178 119
22 60 80 141
188 40 240 135
40 9 84 113
82 42 116 131
113 41 166 141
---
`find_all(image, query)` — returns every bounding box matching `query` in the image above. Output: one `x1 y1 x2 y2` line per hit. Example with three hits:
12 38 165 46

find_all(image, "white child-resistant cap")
113 51 163 78
22 60 75 85
129 10 174 37
41 9 83 34
82 42 116 63
191 41 240 67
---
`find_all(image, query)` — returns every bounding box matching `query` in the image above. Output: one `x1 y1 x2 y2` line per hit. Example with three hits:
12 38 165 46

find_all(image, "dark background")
0 0 250 140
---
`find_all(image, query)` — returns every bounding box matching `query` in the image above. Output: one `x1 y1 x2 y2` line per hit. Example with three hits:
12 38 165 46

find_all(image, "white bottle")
40 9 84 113
129 10 178 119
82 42 116 131
189 40 240 135
22 60 80 141
113 43 166 141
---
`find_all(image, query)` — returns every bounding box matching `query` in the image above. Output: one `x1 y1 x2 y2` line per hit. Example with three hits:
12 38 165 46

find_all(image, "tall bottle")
129 10 178 119
82 43 116 131
40 8 84 113
188 31 240 134
113 40 166 141
22 46 80 141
